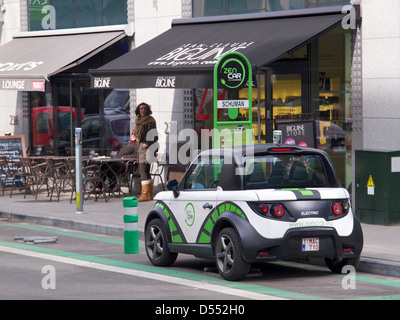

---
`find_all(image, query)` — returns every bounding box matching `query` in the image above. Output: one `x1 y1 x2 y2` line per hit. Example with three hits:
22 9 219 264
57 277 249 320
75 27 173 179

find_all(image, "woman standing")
135 103 158 201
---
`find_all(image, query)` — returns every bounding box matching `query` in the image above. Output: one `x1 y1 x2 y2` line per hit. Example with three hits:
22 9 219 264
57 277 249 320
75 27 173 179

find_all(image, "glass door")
269 60 309 121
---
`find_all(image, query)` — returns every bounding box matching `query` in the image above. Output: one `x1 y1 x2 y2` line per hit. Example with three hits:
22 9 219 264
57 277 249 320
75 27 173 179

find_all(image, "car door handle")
203 203 213 210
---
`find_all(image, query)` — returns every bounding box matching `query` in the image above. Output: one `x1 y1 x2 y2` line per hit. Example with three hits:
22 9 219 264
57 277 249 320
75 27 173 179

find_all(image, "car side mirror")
167 179 180 198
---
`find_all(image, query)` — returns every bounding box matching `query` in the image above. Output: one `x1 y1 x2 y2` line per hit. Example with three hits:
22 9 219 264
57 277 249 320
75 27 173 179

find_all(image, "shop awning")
0 26 127 91
90 6 354 89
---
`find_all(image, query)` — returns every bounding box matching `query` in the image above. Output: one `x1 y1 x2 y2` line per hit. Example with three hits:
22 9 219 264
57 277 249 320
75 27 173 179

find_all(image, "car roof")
188 144 338 191
83 114 129 121
197 144 328 159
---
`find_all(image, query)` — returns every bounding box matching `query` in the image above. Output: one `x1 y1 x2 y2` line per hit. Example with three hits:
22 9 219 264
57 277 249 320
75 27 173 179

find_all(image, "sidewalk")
0 191 399 279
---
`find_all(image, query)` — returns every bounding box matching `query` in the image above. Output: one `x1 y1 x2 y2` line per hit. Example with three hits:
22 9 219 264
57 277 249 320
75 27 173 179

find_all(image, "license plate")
302 238 319 251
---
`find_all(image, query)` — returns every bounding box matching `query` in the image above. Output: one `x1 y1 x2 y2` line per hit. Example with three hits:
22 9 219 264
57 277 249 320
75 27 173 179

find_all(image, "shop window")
29 0 127 31
272 74 302 119
193 0 351 17
76 1 102 28
313 26 353 188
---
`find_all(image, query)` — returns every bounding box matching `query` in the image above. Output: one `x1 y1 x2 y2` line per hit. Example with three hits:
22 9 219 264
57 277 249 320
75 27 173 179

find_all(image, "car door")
165 155 223 244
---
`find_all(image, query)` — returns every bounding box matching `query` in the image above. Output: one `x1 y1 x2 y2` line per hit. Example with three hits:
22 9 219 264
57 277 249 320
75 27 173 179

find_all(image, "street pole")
75 128 83 214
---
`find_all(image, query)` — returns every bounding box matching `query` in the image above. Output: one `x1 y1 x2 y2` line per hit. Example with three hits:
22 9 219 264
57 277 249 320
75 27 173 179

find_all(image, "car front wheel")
215 227 251 281
145 218 178 266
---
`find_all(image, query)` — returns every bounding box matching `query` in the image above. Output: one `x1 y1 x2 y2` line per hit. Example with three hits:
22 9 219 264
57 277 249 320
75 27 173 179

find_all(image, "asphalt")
1 190 400 279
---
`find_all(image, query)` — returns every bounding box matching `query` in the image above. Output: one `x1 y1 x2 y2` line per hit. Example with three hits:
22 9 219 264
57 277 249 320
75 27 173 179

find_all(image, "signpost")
75 128 83 214
213 52 253 148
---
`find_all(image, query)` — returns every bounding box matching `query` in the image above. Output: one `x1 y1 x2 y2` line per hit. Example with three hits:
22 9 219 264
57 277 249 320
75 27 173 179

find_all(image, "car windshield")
244 154 329 189
104 90 129 109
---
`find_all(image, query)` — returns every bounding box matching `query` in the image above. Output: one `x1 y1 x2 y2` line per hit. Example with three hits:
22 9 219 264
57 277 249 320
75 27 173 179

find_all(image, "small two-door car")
145 144 363 281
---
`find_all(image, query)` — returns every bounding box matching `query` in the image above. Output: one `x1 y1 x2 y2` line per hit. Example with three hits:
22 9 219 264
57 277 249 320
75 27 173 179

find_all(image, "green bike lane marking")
0 239 323 300
0 223 125 245
2 223 400 299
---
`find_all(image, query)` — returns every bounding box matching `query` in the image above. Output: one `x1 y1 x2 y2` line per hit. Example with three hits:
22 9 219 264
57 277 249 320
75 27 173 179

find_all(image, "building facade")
0 0 399 199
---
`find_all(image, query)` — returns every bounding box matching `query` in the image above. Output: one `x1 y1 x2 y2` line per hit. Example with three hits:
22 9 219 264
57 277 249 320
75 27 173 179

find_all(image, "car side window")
184 156 224 190
36 113 51 134
87 119 100 139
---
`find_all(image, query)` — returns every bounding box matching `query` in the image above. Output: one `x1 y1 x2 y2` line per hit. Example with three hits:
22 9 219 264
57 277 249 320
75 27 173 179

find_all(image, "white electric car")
145 144 363 281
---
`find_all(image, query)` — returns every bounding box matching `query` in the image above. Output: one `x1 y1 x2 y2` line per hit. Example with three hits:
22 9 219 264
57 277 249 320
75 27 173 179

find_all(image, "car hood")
253 188 349 201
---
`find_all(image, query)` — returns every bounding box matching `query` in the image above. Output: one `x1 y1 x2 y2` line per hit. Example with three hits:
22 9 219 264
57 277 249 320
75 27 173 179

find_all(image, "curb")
1 211 399 279
0 211 126 237
358 257 400 279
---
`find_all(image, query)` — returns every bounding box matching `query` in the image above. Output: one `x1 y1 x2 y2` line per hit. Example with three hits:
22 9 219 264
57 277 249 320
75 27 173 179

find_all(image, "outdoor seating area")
0 154 147 203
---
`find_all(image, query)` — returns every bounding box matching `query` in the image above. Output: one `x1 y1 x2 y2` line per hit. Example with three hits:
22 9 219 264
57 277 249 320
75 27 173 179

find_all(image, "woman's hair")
135 102 152 116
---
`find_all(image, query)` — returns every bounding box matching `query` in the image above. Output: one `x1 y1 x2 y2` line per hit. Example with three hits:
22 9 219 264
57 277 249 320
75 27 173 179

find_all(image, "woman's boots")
138 179 153 202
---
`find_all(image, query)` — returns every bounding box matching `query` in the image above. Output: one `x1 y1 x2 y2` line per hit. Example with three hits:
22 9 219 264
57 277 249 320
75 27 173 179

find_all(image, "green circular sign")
218 54 249 91
184 203 195 227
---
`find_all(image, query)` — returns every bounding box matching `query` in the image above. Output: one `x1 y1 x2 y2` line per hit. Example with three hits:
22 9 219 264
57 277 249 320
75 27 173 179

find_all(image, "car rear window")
245 154 330 189
111 118 130 136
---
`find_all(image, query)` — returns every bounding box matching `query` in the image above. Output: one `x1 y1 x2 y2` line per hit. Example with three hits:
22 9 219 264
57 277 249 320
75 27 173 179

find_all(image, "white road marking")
0 245 287 300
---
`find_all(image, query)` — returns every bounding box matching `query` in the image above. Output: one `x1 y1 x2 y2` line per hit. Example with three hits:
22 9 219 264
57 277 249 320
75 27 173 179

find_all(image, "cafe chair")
150 153 167 191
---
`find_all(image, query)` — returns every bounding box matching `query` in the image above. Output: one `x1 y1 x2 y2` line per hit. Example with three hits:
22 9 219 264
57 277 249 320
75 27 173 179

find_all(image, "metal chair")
18 158 41 199
150 153 167 191
57 159 76 204
44 158 63 201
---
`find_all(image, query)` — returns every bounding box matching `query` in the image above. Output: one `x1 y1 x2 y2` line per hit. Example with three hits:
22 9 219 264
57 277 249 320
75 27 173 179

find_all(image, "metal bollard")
123 197 139 254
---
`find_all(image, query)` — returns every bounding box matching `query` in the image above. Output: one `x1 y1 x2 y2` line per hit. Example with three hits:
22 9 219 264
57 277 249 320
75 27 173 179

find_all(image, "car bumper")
241 219 364 263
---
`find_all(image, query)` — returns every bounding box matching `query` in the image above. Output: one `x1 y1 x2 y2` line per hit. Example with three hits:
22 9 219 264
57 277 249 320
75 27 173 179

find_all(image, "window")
36 113 51 134
184 156 224 189
193 0 351 17
245 154 329 189
111 118 130 137
29 0 127 31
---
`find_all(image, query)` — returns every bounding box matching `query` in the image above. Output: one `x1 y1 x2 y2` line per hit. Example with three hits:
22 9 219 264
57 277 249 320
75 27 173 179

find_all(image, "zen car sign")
217 53 249 92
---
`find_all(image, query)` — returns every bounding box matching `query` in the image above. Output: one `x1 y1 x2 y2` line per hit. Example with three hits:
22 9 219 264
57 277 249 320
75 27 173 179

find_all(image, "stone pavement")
0 191 400 278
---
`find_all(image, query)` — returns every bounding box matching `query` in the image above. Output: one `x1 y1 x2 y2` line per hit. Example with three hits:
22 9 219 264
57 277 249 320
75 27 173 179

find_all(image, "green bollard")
123 197 139 254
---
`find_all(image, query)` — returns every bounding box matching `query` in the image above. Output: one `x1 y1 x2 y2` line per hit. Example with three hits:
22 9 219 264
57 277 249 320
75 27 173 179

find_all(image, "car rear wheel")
215 227 251 281
325 256 360 274
145 219 177 266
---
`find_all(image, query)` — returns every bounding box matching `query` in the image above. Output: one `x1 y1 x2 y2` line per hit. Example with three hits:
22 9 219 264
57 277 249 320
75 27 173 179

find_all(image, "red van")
32 106 84 146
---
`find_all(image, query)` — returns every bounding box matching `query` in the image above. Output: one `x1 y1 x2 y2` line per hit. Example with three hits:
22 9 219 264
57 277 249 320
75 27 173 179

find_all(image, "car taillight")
272 205 285 218
261 204 269 214
248 202 288 219
329 200 350 219
333 203 343 215
269 148 294 152
109 138 120 151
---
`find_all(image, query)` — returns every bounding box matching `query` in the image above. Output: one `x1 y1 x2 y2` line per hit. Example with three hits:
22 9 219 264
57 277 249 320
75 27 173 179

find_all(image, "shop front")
91 6 359 188
0 25 131 156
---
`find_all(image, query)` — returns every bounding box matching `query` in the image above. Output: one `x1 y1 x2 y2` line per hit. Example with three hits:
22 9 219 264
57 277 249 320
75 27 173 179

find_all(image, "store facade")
0 0 370 194
0 0 133 157
92 4 358 189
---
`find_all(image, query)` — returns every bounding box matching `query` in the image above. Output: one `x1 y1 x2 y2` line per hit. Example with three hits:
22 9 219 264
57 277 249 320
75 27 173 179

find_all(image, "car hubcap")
146 225 164 260
216 235 234 274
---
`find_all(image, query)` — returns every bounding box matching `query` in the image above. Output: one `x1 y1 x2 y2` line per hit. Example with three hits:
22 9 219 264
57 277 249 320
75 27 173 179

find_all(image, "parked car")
32 106 83 146
104 89 130 114
144 144 363 281
59 114 130 154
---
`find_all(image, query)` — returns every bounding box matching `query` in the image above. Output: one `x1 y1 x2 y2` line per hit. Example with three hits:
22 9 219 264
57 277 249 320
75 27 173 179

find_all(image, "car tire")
215 227 251 281
325 256 360 274
145 218 178 267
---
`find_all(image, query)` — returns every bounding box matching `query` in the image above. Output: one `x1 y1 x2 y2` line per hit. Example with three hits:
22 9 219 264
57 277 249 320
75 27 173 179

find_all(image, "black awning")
91 6 350 89
0 27 126 91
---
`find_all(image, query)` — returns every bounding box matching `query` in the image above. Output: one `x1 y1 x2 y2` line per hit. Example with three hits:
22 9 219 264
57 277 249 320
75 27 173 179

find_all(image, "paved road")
1 221 400 302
